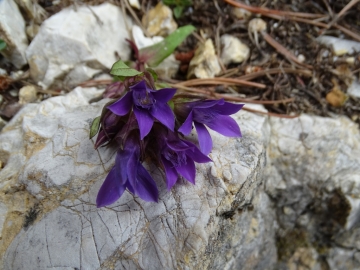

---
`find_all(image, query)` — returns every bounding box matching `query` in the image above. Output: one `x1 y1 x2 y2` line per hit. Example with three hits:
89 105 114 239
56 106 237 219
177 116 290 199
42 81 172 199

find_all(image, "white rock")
63 64 102 88
0 0 29 68
132 25 180 78
129 0 140 9
26 3 132 89
248 18 267 33
317 36 360 56
268 114 360 267
19 85 38 104
220 34 250 65
347 80 360 98
187 39 221 79
0 89 274 269
231 8 252 20
142 2 178 37
132 25 163 49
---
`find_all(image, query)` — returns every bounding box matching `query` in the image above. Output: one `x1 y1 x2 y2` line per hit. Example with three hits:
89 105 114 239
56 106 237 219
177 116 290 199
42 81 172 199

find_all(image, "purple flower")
154 128 211 190
94 109 125 149
175 99 244 155
107 80 176 139
103 81 126 99
96 135 158 207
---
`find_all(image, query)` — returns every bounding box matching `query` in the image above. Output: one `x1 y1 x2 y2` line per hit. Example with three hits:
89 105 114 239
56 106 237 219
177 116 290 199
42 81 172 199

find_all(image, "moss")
276 229 309 261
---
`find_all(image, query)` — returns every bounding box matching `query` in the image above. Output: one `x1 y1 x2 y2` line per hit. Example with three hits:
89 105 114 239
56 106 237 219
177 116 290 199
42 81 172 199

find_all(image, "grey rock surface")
1 86 360 269
0 88 275 269
0 0 29 68
26 3 132 89
267 115 360 269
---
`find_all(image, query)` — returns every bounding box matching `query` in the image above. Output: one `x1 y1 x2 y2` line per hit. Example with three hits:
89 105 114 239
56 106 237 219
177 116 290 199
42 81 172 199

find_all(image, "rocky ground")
1 0 360 269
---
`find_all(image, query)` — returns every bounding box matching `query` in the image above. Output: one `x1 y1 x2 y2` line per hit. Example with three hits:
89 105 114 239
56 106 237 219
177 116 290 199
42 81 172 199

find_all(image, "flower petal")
176 157 196 184
150 101 175 131
184 142 212 163
189 99 222 109
133 106 154 139
152 88 177 103
205 115 241 137
107 92 133 116
194 122 212 155
166 139 192 151
96 166 126 207
129 80 148 91
126 150 139 190
178 111 194 135
161 157 179 190
115 150 131 185
213 102 244 115
134 163 159 202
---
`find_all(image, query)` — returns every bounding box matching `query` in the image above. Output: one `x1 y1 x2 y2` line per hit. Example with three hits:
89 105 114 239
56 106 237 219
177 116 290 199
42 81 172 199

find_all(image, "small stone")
297 54 305 63
187 39 221 79
142 2 178 37
283 206 294 215
26 23 40 40
0 0 29 68
347 80 360 99
248 18 267 33
19 85 38 104
317 36 360 56
129 0 140 9
231 8 252 20
326 80 347 107
220 34 250 65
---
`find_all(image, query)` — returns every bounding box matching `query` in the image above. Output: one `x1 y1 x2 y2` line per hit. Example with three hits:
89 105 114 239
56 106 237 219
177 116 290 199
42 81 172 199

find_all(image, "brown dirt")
1 0 360 126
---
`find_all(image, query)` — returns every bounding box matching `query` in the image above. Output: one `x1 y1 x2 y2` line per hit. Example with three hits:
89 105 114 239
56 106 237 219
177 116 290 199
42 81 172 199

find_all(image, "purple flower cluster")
94 76 243 207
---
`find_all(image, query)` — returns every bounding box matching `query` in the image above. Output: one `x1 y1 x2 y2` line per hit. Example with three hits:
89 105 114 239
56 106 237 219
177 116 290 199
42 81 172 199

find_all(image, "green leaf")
173 6 184 18
146 68 158 81
139 25 196 67
0 39 6 51
89 116 101 139
110 60 142 77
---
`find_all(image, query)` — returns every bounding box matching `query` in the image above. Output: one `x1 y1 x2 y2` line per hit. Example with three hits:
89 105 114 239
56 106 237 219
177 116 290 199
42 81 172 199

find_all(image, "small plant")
163 0 192 18
90 25 244 207
91 66 243 207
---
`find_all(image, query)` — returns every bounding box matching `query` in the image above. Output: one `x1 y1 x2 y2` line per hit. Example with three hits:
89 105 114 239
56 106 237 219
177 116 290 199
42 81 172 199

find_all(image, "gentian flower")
175 99 244 155
107 80 177 139
103 81 126 99
96 134 159 207
94 109 126 149
153 127 211 190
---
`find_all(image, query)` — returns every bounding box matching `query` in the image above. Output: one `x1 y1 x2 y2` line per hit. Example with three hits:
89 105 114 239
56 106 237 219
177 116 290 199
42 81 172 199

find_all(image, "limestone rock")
26 3 132 89
19 85 38 104
347 80 360 99
142 2 178 37
129 0 140 9
317 36 360 56
0 87 274 269
187 39 221 79
267 114 360 268
0 0 29 68
231 8 252 20
220 34 250 65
